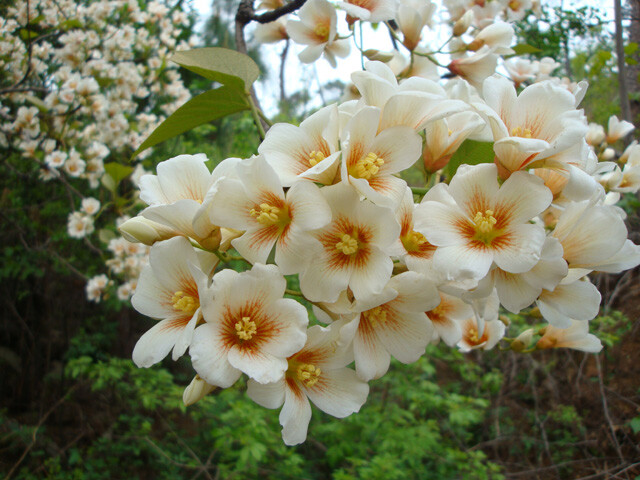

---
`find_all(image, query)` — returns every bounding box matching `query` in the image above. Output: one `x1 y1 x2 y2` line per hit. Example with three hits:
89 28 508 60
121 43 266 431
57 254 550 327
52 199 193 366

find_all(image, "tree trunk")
625 0 640 124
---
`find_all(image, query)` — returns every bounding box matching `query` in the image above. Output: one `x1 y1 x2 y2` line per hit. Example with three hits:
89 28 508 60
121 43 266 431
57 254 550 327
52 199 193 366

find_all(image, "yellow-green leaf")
170 47 260 92
132 86 250 158
446 140 495 178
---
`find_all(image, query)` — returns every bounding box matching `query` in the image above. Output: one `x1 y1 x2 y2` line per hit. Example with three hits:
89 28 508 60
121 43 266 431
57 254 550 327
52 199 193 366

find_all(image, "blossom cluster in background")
1 0 196 297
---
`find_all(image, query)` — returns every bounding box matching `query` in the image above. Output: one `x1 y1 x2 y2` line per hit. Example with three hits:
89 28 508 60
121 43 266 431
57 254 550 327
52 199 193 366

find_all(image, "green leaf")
446 140 495 178
510 43 543 56
60 18 83 31
101 173 116 193
104 163 134 185
625 42 638 56
132 86 250 157
630 416 640 434
18 28 38 41
98 229 116 244
170 47 259 92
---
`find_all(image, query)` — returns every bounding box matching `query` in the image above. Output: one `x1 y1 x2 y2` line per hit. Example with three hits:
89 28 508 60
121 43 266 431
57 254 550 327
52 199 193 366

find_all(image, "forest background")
1 0 640 479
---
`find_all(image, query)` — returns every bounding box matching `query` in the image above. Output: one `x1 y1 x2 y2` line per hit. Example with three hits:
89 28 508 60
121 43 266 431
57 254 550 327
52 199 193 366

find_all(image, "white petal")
227 347 288 384
247 378 286 409
287 180 332 231
280 385 312 445
492 223 546 274
376 311 432 364
132 317 184 367
349 247 394 300
353 321 390 381
190 324 241 388
305 368 369 418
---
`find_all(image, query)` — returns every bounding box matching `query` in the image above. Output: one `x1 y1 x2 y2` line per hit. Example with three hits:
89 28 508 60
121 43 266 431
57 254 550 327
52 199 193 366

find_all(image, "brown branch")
3 385 77 480
595 354 624 461
252 0 307 24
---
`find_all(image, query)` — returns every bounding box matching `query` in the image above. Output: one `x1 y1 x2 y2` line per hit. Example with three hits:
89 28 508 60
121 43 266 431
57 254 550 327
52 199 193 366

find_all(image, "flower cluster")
1 0 195 300
124 61 640 444
117 0 639 445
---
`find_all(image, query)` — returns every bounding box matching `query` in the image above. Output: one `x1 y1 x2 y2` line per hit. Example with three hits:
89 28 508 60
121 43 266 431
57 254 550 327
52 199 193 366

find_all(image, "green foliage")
445 140 495 179
170 47 260 93
133 86 252 156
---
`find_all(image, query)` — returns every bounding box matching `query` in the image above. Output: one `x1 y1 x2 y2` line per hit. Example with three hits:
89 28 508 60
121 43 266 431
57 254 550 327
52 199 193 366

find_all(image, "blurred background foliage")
2 1 640 479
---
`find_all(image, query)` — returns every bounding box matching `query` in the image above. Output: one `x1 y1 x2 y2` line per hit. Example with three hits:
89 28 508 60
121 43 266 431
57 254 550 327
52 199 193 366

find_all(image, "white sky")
187 0 615 115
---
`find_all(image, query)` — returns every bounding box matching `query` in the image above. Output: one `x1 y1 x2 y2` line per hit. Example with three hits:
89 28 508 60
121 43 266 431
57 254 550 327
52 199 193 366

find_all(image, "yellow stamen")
473 210 497 233
171 291 199 315
351 152 384 180
250 203 285 226
401 230 428 253
235 316 257 340
335 233 359 255
510 126 532 138
314 23 330 41
365 305 387 326
297 363 321 387
308 150 325 167
468 327 479 344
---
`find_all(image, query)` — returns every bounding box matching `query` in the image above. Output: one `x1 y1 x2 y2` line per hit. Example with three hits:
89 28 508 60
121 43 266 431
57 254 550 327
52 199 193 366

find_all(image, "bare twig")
595 354 624 461
4 385 77 480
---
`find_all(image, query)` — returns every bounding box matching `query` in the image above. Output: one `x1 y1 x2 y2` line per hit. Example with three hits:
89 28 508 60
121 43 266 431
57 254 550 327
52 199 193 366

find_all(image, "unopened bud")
197 227 222 251
118 216 179 245
600 147 615 161
499 315 511 327
219 228 244 252
183 375 216 406
363 49 395 63
453 10 474 37
511 328 534 352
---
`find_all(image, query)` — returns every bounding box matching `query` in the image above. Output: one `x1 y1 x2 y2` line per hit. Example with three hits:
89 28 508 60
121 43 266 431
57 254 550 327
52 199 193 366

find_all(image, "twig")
4 385 77 480
595 354 624 461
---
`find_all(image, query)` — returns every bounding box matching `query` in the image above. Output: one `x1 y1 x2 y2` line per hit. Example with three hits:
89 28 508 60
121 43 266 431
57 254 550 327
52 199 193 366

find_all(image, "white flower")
340 106 422 206
139 154 222 249
536 320 602 353
299 183 400 303
426 291 474 346
475 75 588 177
414 163 551 281
504 57 537 85
457 316 505 352
81 197 101 215
447 46 498 88
537 279 601 328
131 237 210 367
207 156 332 274
606 115 634 143
343 271 439 381
258 104 341 186
286 0 350 67
254 19 288 44
467 22 515 55
247 320 368 445
86 274 110 302
67 211 94 238
190 264 308 387
337 0 397 23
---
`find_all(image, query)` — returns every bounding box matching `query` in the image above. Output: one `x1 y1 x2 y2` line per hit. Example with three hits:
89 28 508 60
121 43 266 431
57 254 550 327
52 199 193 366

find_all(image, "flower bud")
219 228 244 252
600 147 615 161
183 375 216 406
453 10 474 36
511 328 534 352
363 49 395 63
197 227 222 251
118 216 179 246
